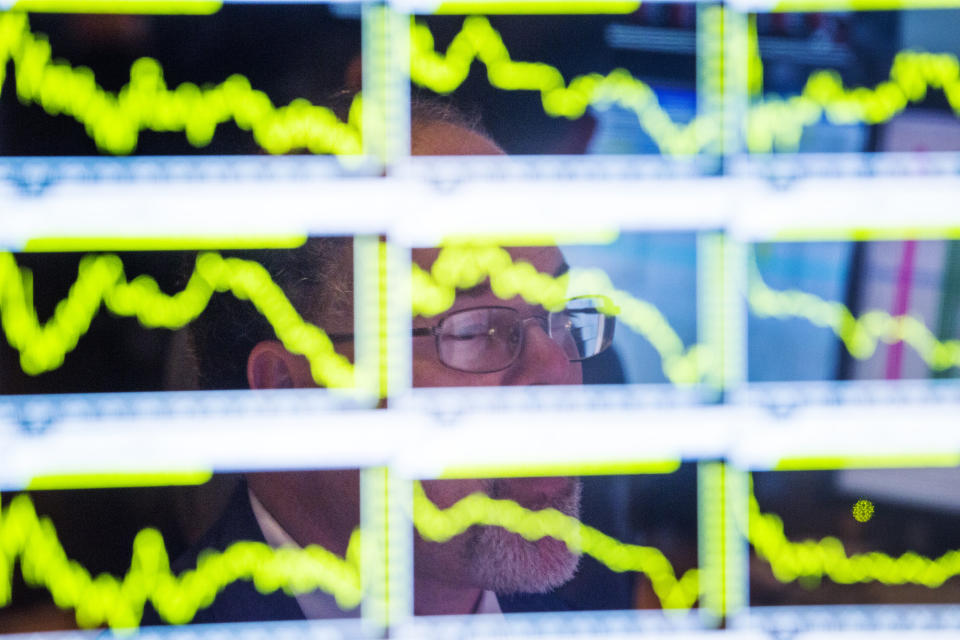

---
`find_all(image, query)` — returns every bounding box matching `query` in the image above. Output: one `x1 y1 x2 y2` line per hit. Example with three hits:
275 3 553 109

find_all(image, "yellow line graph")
411 480 701 610
747 50 960 153
1 245 708 386
5 245 960 387
0 491 363 628
6 474 960 628
748 484 960 588
5 10 960 155
411 15 960 154
0 251 354 388
0 481 697 629
0 12 362 156
410 15 721 156
414 244 712 384
749 259 960 372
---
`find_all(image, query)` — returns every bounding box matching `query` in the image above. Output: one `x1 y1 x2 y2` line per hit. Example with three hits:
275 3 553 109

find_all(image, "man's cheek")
493 477 580 513
412 359 452 388
421 478 492 509
412 357 500 388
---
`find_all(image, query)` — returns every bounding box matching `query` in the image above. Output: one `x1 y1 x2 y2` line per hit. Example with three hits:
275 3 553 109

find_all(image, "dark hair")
189 96 492 390
410 89 487 138
189 238 353 390
324 88 490 147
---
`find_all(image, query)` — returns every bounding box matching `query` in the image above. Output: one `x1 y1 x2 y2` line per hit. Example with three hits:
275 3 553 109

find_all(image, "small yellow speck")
853 499 875 523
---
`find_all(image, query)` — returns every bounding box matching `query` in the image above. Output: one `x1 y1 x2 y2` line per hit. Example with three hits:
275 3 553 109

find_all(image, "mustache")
487 477 581 515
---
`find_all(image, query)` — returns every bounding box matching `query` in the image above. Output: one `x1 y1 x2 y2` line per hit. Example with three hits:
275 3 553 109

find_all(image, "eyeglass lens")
556 297 615 362
435 298 615 373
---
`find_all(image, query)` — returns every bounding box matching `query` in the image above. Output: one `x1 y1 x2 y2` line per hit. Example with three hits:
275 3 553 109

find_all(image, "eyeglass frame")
327 297 617 374
410 297 616 374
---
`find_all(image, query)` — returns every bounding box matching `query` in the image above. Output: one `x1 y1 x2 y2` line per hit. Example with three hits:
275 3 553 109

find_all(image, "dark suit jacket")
143 481 569 625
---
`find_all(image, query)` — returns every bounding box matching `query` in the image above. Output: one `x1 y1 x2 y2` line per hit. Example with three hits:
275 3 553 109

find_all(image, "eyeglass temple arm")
330 328 437 342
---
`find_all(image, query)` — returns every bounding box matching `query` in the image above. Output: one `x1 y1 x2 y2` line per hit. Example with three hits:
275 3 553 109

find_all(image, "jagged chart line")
5 11 960 156
0 490 364 628
410 15 721 156
412 15 960 154
413 244 714 385
410 480 701 610
0 12 363 156
747 49 960 153
747 485 960 588
0 246 707 386
0 251 355 388
749 259 960 372
4 246 960 387
6 477 960 629
0 482 696 629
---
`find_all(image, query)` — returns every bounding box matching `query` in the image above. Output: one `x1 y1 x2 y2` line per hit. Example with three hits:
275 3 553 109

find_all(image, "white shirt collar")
248 489 359 620
248 488 501 619
474 589 502 614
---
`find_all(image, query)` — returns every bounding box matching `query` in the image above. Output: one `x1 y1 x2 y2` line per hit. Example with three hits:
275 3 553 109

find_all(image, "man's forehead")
411 246 567 317
411 246 566 275
411 121 504 156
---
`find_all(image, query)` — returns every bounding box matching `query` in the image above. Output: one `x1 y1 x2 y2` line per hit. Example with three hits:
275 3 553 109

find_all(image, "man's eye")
449 325 493 340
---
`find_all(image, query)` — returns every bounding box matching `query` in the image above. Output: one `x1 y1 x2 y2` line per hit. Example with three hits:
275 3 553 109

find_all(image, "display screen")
2 1 960 638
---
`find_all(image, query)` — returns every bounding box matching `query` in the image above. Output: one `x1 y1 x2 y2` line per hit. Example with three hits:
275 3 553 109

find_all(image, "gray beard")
465 479 582 594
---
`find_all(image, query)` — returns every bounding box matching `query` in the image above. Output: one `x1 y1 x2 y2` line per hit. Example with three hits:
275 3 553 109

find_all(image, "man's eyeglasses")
412 296 616 374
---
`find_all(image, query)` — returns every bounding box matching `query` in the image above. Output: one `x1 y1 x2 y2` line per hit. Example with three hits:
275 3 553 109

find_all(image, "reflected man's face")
247 123 585 611
411 245 583 388
411 245 583 598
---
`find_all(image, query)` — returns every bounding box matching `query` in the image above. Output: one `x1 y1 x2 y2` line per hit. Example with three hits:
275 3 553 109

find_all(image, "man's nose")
503 318 582 386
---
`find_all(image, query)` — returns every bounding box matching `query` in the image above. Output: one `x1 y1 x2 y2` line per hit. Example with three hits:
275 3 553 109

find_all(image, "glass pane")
437 308 521 373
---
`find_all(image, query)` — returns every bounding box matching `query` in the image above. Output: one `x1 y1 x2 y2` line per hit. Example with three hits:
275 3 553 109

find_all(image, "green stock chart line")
0 251 356 387
3 476 958 628
0 481 695 629
0 246 705 386
2 246 960 386
748 488 960 588
3 11 960 155
748 260 960 374
409 14 720 155
0 12 363 156
413 14 960 154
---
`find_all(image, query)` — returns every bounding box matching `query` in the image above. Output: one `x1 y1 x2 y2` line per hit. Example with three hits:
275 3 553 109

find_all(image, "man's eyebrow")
456 261 568 298
458 282 492 297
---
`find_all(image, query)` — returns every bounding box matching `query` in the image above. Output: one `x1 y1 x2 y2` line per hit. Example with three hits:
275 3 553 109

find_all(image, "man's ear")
247 340 315 389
